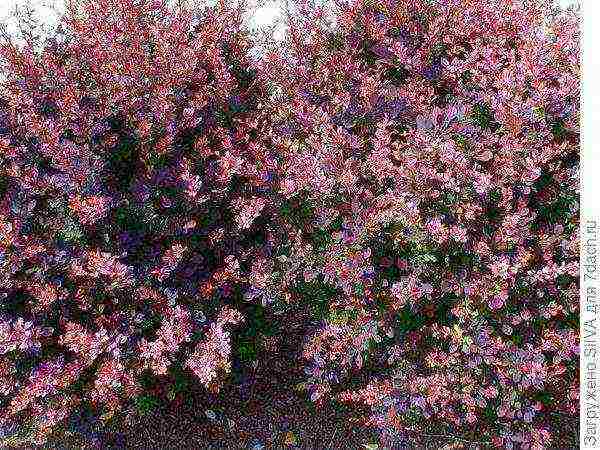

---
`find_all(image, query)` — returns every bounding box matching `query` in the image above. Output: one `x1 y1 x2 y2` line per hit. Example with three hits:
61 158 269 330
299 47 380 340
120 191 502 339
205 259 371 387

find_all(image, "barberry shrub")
0 0 279 445
266 0 579 448
0 0 580 448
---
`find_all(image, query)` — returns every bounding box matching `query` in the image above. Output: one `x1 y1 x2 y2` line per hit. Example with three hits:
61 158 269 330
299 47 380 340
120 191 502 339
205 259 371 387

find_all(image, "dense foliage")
0 0 579 447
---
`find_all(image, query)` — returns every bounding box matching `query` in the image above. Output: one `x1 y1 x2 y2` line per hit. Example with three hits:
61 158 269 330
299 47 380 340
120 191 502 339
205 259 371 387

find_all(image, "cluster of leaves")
0 0 579 448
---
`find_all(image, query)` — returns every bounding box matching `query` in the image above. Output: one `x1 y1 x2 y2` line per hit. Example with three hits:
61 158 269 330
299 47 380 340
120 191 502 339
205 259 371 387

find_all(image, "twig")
327 428 338 449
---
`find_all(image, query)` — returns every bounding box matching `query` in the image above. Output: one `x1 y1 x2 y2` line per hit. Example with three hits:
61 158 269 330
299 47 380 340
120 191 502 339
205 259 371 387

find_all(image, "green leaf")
471 103 498 130
238 341 257 362
134 394 159 415
363 444 379 450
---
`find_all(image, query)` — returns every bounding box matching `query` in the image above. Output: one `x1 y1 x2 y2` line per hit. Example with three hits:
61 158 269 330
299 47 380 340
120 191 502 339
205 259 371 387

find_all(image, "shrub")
0 0 277 445
0 0 580 447
265 0 579 448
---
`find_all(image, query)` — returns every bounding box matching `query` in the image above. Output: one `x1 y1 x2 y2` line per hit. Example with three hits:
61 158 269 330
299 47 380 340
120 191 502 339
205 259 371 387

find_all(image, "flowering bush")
0 0 579 447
